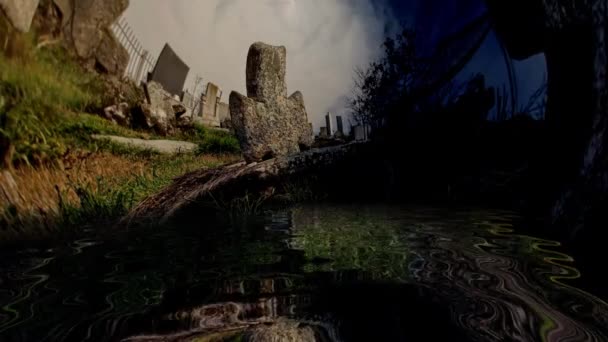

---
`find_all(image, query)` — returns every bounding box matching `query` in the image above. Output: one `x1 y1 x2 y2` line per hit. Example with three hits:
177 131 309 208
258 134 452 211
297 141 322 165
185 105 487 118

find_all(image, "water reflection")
0 205 607 341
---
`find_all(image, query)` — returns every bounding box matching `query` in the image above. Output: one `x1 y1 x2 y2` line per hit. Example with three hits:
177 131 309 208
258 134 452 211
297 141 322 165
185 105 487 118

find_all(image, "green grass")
58 179 135 228
178 124 241 155
0 30 243 240
57 154 232 229
0 29 241 168
0 39 106 166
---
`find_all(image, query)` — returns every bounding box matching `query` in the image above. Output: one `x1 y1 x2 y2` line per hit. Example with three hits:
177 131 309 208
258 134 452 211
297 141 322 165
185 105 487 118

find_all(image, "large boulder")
67 0 129 59
0 0 40 32
31 0 129 77
230 42 313 163
94 28 129 76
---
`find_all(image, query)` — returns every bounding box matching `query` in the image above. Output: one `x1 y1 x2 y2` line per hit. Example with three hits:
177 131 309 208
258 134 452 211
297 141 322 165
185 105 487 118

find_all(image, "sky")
123 0 546 132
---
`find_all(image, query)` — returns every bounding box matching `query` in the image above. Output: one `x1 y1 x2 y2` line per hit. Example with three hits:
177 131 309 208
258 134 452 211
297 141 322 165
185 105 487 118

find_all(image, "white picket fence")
111 17 157 84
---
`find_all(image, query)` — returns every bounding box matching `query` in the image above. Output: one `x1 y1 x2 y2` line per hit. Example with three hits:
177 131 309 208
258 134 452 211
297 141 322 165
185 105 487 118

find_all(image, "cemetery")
3 1 608 341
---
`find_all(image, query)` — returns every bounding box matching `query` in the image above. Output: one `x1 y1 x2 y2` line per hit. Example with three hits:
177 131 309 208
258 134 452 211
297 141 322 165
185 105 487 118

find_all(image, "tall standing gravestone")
336 116 344 135
230 42 314 163
200 82 220 127
149 43 190 96
325 112 334 135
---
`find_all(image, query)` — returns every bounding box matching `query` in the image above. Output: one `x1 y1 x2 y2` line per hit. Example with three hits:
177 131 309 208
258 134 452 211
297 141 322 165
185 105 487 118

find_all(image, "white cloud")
123 0 396 131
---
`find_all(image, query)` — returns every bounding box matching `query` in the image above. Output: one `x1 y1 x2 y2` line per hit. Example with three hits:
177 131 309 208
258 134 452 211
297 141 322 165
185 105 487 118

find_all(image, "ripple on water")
0 205 607 341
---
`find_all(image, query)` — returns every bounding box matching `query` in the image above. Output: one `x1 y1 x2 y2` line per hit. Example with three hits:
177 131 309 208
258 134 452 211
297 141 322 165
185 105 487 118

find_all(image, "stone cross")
230 42 314 163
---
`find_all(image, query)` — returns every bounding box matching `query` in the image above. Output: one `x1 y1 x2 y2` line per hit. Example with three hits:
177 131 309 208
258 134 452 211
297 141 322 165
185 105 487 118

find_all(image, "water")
1 205 607 341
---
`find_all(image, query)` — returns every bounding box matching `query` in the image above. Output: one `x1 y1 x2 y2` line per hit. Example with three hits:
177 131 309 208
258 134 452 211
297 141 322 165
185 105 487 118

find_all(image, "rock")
144 81 169 108
176 113 193 128
243 320 318 342
38 0 129 76
31 0 62 39
52 0 72 27
140 81 190 135
94 28 129 76
230 42 313 163
99 75 145 108
0 0 40 32
103 102 130 126
140 102 168 136
172 103 187 117
68 0 129 59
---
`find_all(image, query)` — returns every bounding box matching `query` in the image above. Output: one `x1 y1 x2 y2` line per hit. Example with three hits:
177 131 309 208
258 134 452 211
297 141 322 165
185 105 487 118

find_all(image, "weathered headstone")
325 112 334 136
149 43 190 96
0 0 40 32
181 91 194 110
230 42 314 163
200 82 220 127
319 127 329 139
217 102 230 128
336 115 344 135
353 125 367 141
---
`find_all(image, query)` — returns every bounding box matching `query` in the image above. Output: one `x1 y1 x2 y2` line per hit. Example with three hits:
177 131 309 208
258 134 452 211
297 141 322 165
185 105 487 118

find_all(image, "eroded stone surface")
32 0 130 76
230 42 313 163
95 28 129 75
69 0 129 59
0 0 39 32
140 81 183 135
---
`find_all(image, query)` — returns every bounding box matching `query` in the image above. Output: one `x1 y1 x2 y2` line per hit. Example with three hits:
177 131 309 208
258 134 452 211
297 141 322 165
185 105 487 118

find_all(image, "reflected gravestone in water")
230 42 314 163
148 43 190 96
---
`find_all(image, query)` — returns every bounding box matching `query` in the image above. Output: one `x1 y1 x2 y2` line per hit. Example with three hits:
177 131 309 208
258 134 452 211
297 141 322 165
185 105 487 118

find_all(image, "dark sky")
383 0 547 116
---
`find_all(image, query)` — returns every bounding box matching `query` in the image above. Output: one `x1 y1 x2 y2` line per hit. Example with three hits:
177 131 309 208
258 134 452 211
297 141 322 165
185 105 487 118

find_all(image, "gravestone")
181 91 194 110
230 42 314 163
353 125 367 141
217 102 230 128
319 127 329 139
336 115 344 135
325 112 334 136
149 43 190 96
200 82 221 127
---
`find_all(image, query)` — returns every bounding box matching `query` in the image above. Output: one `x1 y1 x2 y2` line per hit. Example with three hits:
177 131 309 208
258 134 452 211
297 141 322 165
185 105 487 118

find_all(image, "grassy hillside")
0 31 241 242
